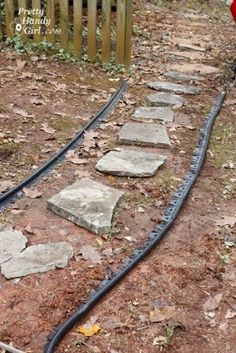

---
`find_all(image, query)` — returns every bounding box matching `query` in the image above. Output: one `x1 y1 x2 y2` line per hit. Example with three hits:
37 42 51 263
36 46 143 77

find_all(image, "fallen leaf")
215 216 236 228
79 245 102 264
25 223 34 234
23 187 42 199
149 306 175 322
0 180 14 194
225 309 236 319
13 107 34 118
41 122 56 134
102 317 122 330
78 323 101 337
153 336 168 346
222 162 234 169
203 293 223 312
66 150 88 165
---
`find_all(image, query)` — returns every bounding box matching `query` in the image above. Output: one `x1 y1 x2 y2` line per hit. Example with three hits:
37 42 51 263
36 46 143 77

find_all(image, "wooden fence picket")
88 0 97 61
4 0 14 38
60 0 69 50
73 0 83 58
46 0 56 43
18 0 27 41
1 0 133 67
32 0 41 42
102 0 111 63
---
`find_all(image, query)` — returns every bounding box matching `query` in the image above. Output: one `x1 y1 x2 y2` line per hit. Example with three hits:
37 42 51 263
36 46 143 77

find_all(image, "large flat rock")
48 178 124 235
118 123 171 148
163 71 203 82
148 81 202 95
172 38 207 52
166 50 204 61
146 92 185 107
169 64 220 75
132 107 174 122
0 230 27 264
96 149 167 177
1 242 73 279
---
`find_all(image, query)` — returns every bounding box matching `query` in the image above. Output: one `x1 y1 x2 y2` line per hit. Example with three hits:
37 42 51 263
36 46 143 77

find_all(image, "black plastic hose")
44 91 226 353
0 80 128 210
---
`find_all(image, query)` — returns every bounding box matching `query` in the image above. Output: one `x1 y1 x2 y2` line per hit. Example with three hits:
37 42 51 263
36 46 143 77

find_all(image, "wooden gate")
0 0 133 66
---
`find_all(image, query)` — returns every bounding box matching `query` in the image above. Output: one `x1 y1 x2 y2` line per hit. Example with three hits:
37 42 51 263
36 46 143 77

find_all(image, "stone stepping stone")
170 64 220 75
1 242 73 279
118 122 171 148
96 149 167 177
147 82 202 95
147 92 185 107
172 38 207 52
0 230 27 264
166 50 204 61
48 178 124 235
163 71 203 82
132 107 174 123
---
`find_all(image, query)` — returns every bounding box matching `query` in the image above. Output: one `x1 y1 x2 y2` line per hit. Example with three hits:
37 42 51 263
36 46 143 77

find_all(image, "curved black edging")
44 91 226 353
0 80 128 210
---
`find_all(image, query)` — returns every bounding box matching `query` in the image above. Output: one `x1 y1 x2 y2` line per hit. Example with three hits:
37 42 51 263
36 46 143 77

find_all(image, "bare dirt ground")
0 1 236 353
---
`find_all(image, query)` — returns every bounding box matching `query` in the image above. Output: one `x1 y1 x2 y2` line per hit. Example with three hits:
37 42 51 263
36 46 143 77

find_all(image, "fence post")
88 0 97 62
18 0 27 41
102 0 111 63
46 0 55 43
116 0 132 66
124 0 132 67
59 0 69 50
4 0 14 38
116 0 125 64
32 0 41 42
73 0 83 58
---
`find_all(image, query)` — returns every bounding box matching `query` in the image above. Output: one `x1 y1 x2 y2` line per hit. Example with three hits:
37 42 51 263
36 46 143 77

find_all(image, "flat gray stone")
48 178 124 235
148 81 202 95
163 71 203 82
1 242 73 279
0 230 27 264
170 64 220 75
147 92 185 107
165 50 204 61
172 38 207 52
96 149 167 177
132 107 174 122
118 123 171 148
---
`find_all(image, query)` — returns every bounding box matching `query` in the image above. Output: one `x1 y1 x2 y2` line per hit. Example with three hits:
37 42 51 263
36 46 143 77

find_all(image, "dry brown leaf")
25 224 34 234
0 180 14 194
149 306 175 323
23 187 42 199
225 309 236 319
41 122 56 134
203 293 223 312
215 216 236 228
79 245 102 264
13 108 34 118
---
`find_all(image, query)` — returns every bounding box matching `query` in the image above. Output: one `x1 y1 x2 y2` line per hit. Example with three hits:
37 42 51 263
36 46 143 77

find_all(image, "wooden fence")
0 0 133 66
